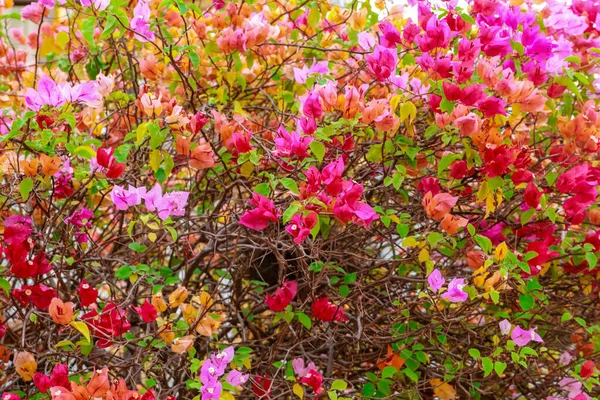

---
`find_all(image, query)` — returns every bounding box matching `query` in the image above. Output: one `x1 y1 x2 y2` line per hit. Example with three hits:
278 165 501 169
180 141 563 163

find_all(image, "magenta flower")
111 185 143 210
441 278 468 303
427 269 444 293
142 183 163 212
499 319 511 335
378 20 401 48
230 131 253 154
273 126 313 159
286 212 318 244
200 381 222 400
321 157 345 196
302 91 323 119
200 359 224 383
211 346 234 371
366 45 398 82
511 326 543 347
80 0 109 10
239 192 279 231
225 370 249 386
65 208 94 243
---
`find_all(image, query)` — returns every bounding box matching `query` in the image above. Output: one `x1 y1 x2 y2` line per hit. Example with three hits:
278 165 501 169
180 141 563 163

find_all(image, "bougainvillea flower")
499 319 511 335
11 252 51 278
82 302 131 348
210 346 234 371
130 0 155 42
78 280 98 306
312 297 348 322
34 364 69 393
0 393 21 400
25 75 65 111
428 269 444 293
300 369 324 394
265 281 298 312
441 278 468 303
580 360 594 378
230 131 253 154
302 91 323 119
13 284 56 310
524 182 542 209
440 213 468 235
239 192 279 231
252 375 272 398
423 191 458 221
366 45 398 82
273 126 313 159
454 113 482 136
135 299 157 323
190 140 216 170
292 358 317 378
111 185 143 210
226 370 249 386
511 326 543 347
49 298 75 325
378 20 401 48
286 212 317 244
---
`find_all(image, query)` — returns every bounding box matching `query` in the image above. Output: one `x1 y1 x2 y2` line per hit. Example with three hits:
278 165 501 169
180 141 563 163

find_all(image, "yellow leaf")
403 237 419 247
293 383 304 399
149 149 162 172
418 248 430 263
485 192 496 219
220 392 235 400
148 232 157 243
70 321 91 344
430 379 456 400
390 95 402 112
136 123 147 145
242 358 251 369
400 101 417 122
477 180 489 202
495 242 508 261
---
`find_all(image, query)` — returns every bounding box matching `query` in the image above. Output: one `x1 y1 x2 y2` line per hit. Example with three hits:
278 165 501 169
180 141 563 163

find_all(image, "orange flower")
189 141 215 170
440 213 468 235
14 351 37 381
151 291 168 313
377 346 405 370
175 135 191 156
40 154 61 176
87 368 109 398
49 297 75 325
423 192 458 221
466 251 486 270
20 158 39 176
171 335 195 354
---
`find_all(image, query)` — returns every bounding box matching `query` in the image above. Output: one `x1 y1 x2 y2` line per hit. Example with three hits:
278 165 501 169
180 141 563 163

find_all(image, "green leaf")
280 178 299 195
381 366 396 379
73 146 97 159
585 252 598 270
20 178 33 200
296 312 311 330
519 294 535 311
438 154 462 176
468 348 481 359
494 361 507 376
482 357 493 377
474 234 493 254
561 312 572 323
128 242 147 253
254 183 271 196
283 203 300 224
331 380 348 391
81 17 96 47
100 15 119 40
440 98 455 113
310 141 326 162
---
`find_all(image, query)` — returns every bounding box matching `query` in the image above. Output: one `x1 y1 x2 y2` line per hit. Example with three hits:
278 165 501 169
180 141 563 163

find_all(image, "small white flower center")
291 224 298 230
82 284 89 289
209 367 215 373
207 388 213 393
457 284 464 290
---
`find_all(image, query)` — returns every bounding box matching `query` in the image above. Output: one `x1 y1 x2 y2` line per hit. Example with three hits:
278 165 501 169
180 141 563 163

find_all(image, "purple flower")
156 191 189 220
441 278 468 303
200 380 222 400
225 370 249 386
511 326 543 347
211 346 234 370
499 319 511 335
200 359 223 384
292 358 316 378
111 185 143 210
65 208 94 243
273 126 313 159
560 351 573 366
130 0 155 42
25 76 65 112
142 183 163 212
80 0 109 10
427 269 444 293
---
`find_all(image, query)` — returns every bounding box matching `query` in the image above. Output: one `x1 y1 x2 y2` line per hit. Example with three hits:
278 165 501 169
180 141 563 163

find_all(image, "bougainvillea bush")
1 0 600 398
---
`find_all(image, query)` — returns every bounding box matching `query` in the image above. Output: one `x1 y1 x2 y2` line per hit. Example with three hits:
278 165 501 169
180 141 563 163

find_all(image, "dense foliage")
0 0 599 398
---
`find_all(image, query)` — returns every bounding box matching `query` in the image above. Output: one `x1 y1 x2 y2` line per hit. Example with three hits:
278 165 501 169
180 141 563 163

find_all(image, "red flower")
12 284 56 310
524 182 542 209
106 162 126 179
252 375 272 398
312 297 348 323
96 147 114 168
78 280 98 306
82 302 131 348
11 252 51 278
286 213 318 244
300 369 323 394
265 281 298 312
137 299 158 323
34 363 69 393
580 360 594 378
